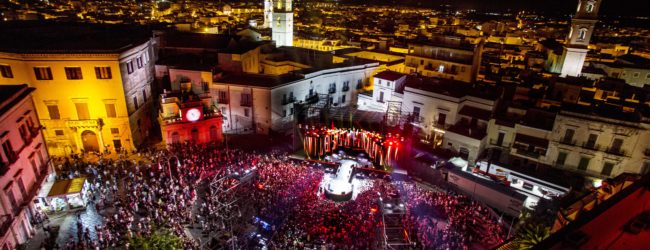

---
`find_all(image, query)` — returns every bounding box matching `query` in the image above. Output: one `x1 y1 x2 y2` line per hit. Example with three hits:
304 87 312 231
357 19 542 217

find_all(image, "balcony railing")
489 139 511 148
605 147 627 157
281 96 296 106
559 138 576 146
581 142 600 151
342 85 350 92
514 148 542 159
240 100 252 107
66 119 100 128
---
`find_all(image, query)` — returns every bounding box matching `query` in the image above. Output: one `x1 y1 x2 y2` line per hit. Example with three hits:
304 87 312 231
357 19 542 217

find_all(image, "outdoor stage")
317 151 381 202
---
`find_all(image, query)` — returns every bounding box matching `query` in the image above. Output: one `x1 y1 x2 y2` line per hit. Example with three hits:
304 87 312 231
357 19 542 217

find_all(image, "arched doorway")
171 131 180 144
209 126 218 142
191 128 199 143
81 130 99 152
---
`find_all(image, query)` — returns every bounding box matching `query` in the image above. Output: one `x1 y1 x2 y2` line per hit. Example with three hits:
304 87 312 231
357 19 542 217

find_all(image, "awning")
47 177 86 198
514 133 549 148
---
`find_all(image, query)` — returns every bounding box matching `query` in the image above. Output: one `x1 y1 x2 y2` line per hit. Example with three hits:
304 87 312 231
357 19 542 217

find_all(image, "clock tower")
271 0 293 47
559 0 602 77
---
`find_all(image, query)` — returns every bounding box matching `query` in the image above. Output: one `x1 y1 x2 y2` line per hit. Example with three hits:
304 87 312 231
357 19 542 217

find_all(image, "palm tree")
514 223 551 249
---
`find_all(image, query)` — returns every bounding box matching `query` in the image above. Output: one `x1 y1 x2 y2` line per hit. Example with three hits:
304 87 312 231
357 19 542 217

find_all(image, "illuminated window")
54 130 64 136
126 61 134 74
438 65 445 73
34 67 53 80
111 128 119 135
586 3 594 13
65 67 83 80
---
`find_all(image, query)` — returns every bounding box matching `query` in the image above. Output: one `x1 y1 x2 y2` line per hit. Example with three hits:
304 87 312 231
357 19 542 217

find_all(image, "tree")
129 230 183 250
514 223 551 249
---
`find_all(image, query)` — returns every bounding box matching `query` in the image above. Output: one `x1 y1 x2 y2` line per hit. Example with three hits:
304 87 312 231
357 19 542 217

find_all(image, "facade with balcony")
159 90 223 145
549 109 650 178
0 85 53 249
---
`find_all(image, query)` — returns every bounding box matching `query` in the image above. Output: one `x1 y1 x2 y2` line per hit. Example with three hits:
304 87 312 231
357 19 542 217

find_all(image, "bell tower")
271 0 293 47
263 0 273 28
560 0 601 77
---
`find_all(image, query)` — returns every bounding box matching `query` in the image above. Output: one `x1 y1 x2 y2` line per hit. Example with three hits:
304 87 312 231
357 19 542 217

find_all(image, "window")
437 113 446 125
136 56 143 69
64 67 83 80
283 110 287 117
601 162 614 176
54 130 64 136
378 91 384 102
105 103 117 118
47 105 60 120
241 93 252 106
438 65 445 73
610 138 623 153
341 94 346 103
2 140 14 162
413 106 421 118
34 67 53 80
75 103 90 120
556 152 568 166
133 96 139 110
126 61 134 74
95 66 112 79
290 108 294 115
244 108 250 117
387 81 391 87
578 28 587 40
0 65 13 78
563 128 575 144
110 128 119 135
585 134 598 148
633 72 640 78
142 89 147 101
578 157 591 171
586 3 594 13
646 73 650 79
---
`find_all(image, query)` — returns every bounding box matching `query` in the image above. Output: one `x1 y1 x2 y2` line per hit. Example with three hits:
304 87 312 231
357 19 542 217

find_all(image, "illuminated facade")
0 85 52 249
0 24 156 156
264 0 273 28
404 36 483 83
271 0 293 47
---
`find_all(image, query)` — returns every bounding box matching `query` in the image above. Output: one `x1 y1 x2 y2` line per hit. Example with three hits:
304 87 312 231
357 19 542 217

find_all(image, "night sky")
341 0 650 17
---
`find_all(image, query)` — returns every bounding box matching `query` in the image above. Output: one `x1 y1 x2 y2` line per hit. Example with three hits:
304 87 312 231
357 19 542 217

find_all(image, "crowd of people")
40 141 506 249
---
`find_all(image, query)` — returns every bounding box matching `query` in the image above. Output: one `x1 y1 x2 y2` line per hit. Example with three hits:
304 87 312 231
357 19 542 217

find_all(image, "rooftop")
0 21 152 54
0 85 34 116
374 70 406 81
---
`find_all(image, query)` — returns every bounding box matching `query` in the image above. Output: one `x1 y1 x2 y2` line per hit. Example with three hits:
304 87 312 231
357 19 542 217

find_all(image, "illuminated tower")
559 0 601 77
264 0 273 28
271 0 293 47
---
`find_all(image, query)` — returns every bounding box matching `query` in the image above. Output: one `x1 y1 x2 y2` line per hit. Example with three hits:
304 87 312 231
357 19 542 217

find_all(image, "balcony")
29 126 41 138
489 139 511 148
240 100 253 107
281 96 296 106
342 85 350 92
328 87 336 94
581 142 600 151
66 119 100 128
605 147 627 157
559 138 576 146
217 98 229 104
305 94 319 104
514 148 542 159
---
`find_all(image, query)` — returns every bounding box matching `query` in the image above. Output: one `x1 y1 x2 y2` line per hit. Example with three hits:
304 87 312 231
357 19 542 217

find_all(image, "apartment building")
0 85 52 249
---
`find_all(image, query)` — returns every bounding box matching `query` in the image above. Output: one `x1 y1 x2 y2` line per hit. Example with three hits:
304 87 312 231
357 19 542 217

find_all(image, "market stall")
42 177 89 213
